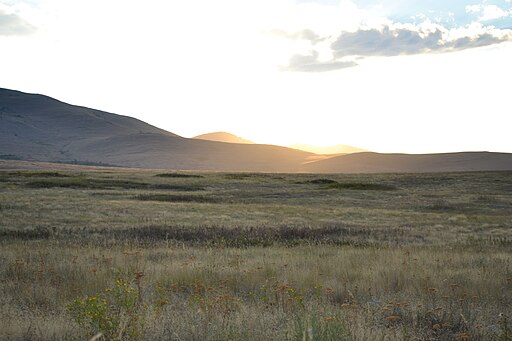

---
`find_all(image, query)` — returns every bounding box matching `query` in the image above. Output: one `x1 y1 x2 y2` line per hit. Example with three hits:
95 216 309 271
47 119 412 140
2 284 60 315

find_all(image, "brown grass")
0 168 511 340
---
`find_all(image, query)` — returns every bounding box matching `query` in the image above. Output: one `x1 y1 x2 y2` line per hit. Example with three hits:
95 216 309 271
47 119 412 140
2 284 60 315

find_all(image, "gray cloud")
450 33 506 49
277 21 512 72
331 26 511 58
0 10 36 36
281 50 358 72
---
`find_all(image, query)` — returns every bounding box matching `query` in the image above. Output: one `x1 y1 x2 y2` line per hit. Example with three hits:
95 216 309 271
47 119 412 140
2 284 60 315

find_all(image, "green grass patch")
1 171 71 178
155 173 204 178
135 194 217 203
0 227 52 240
308 178 337 184
25 178 205 191
74 224 389 247
223 173 272 180
324 182 397 191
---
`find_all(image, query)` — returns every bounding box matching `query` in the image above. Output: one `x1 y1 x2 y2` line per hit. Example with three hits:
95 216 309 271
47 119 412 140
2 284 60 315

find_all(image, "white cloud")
0 4 36 35
480 5 510 20
465 3 512 21
280 50 357 72
466 4 482 13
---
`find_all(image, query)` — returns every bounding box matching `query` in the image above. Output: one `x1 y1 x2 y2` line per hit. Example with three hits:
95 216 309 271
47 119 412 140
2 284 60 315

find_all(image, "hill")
2 87 512 173
302 152 512 173
194 132 255 144
0 88 312 171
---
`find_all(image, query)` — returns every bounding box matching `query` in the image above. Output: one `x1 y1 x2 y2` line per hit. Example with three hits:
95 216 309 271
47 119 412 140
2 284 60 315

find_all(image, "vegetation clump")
301 178 396 190
135 194 217 204
308 178 337 184
10 171 71 178
24 178 204 191
325 182 396 191
155 173 203 178
67 276 146 340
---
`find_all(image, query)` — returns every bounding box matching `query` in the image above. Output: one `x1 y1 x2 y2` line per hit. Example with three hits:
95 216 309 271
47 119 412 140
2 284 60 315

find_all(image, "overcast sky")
1 0 511 153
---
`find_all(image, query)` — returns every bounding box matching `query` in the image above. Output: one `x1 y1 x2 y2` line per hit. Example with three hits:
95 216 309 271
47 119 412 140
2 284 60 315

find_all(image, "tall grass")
0 242 510 340
1 169 511 339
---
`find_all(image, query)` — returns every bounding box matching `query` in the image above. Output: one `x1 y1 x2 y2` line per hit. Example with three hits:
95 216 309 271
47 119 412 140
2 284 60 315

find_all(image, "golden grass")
1 242 510 340
0 169 511 339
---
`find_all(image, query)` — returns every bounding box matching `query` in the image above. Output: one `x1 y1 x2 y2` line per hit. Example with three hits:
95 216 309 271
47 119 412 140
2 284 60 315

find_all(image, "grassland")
0 167 511 340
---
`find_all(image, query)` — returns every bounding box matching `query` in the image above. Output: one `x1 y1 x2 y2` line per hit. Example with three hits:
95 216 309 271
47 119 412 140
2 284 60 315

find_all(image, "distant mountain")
302 152 512 173
0 88 312 171
194 132 254 144
2 87 512 173
290 144 367 155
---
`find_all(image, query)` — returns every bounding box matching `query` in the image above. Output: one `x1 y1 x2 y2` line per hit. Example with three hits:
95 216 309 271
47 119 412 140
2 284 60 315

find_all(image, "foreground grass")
1 242 511 340
0 168 511 340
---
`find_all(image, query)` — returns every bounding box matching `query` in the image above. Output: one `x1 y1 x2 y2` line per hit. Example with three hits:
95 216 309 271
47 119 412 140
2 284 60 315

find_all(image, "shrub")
67 276 146 340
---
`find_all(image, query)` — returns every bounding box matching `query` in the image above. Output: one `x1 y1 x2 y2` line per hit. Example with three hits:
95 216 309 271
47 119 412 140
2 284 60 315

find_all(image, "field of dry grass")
0 167 511 340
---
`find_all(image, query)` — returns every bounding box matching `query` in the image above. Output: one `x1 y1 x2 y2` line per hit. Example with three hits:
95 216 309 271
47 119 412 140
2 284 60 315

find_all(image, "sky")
1 0 511 153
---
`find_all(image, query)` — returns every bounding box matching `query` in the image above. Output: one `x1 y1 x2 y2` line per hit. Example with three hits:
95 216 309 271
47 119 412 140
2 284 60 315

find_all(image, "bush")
67 276 146 340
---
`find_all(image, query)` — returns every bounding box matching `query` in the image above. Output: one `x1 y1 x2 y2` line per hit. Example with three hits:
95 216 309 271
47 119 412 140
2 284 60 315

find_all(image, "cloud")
279 22 512 72
331 27 441 57
271 28 326 44
466 4 512 21
272 0 512 72
281 50 357 72
331 25 512 58
0 10 35 35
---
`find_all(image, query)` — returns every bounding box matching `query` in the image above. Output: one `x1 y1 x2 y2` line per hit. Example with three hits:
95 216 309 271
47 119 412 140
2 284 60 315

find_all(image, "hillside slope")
302 152 512 173
0 88 312 171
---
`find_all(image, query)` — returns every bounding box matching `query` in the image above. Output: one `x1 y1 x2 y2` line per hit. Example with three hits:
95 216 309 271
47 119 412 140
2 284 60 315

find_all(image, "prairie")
0 167 511 340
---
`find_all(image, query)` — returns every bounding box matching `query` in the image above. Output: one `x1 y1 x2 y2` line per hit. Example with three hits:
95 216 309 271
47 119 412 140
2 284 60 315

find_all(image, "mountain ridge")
0 88 312 171
1 87 512 173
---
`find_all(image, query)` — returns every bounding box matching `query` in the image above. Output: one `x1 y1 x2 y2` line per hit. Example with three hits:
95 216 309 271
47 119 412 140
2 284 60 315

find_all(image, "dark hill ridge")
0 88 178 161
1 87 512 172
0 88 312 171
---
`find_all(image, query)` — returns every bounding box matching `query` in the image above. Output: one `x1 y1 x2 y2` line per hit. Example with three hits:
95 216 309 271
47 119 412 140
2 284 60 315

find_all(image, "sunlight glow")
1 0 511 153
